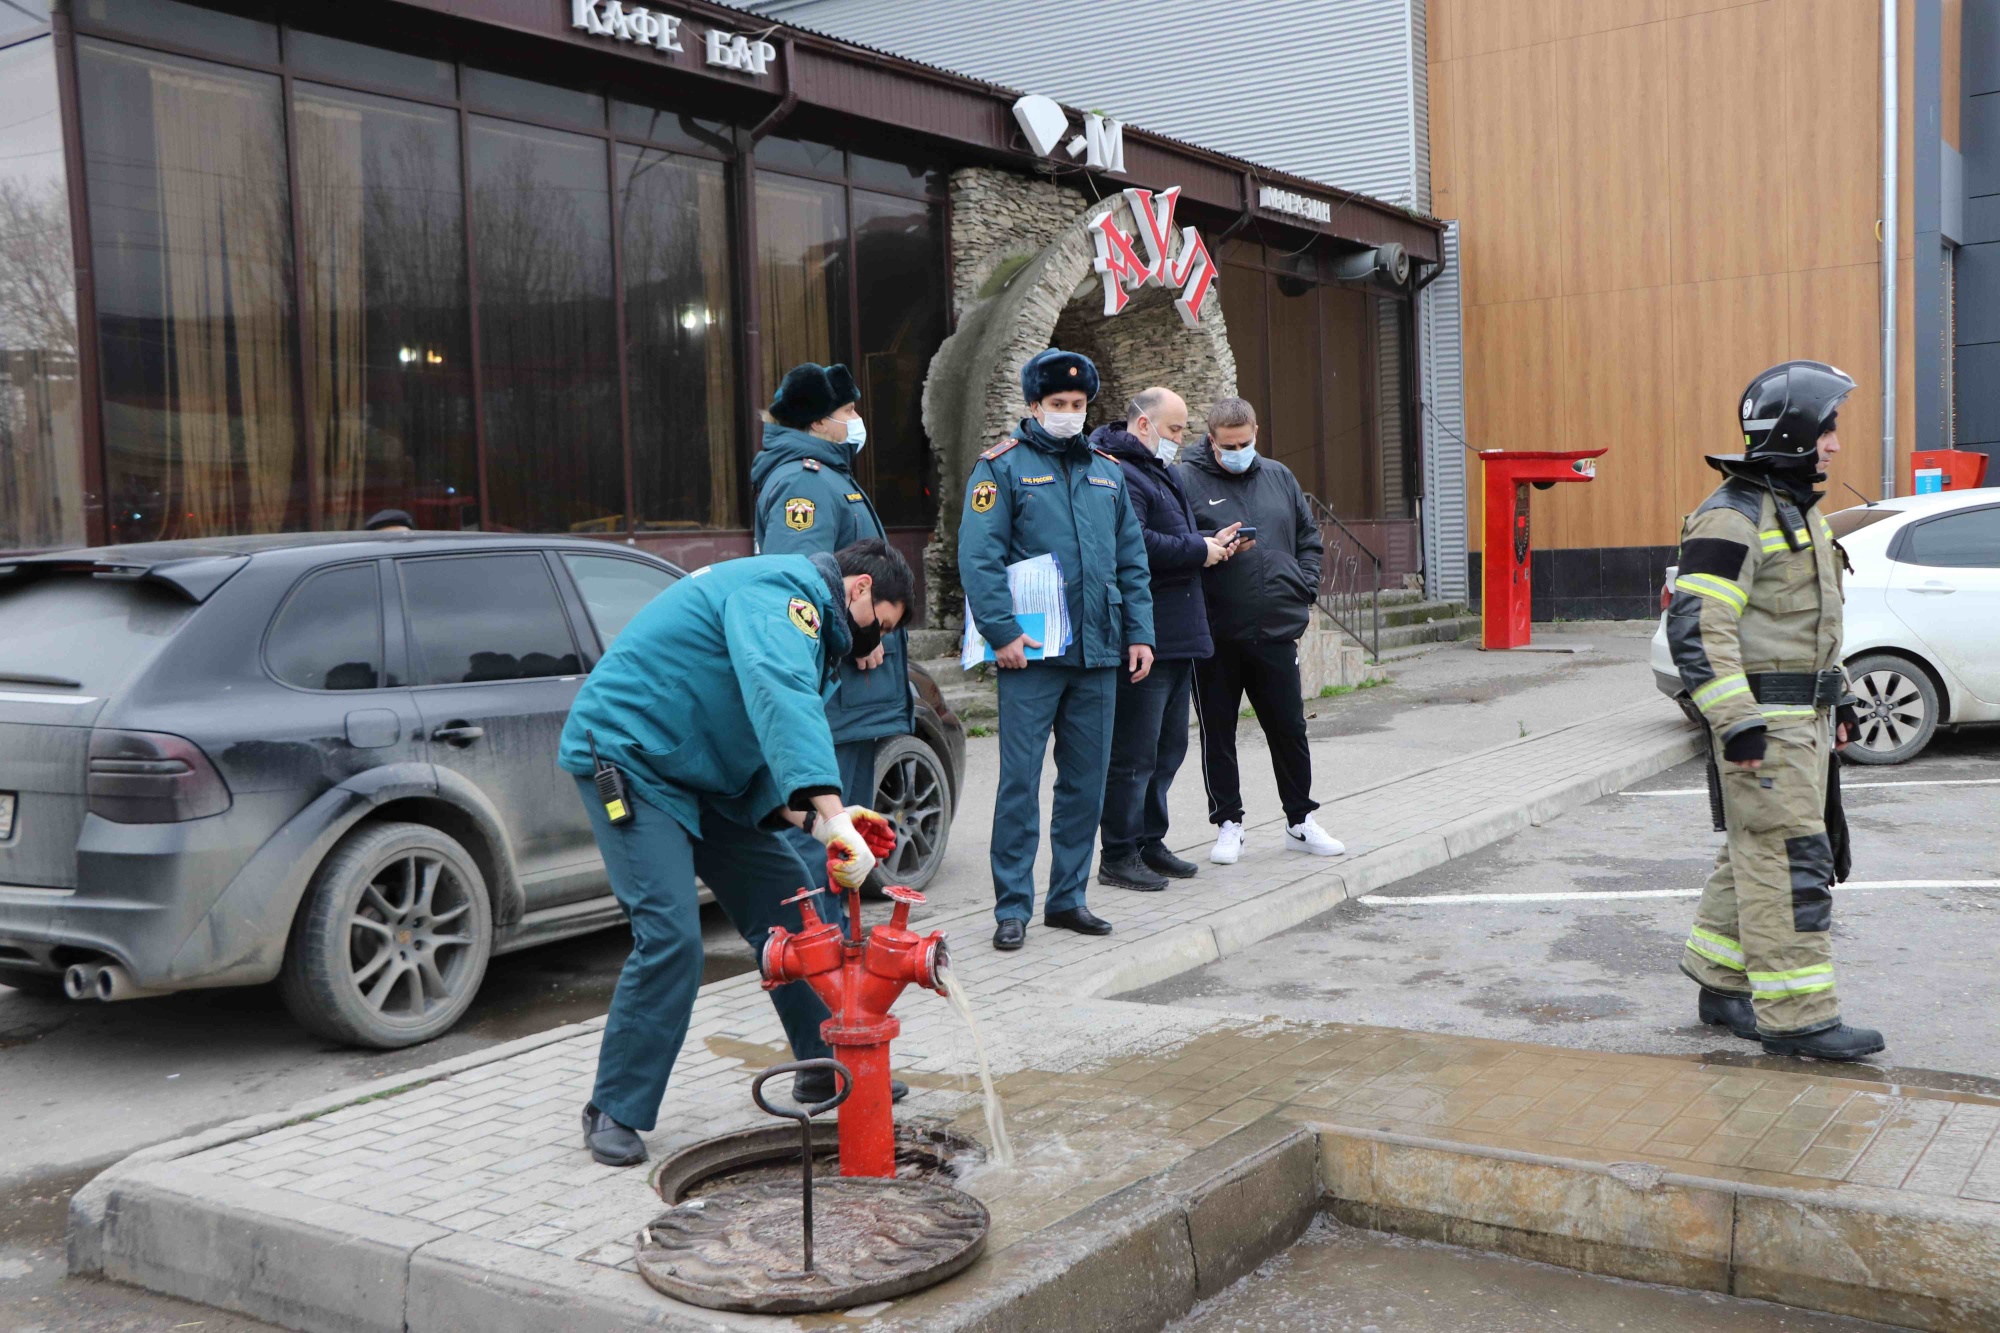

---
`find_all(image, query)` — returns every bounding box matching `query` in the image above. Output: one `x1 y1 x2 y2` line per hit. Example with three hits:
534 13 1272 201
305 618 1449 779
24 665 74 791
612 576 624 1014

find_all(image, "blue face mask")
846 417 867 455
1217 442 1257 474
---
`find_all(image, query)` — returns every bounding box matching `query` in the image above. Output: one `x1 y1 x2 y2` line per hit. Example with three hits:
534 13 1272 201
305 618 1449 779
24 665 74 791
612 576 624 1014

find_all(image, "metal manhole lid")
637 1175 989 1314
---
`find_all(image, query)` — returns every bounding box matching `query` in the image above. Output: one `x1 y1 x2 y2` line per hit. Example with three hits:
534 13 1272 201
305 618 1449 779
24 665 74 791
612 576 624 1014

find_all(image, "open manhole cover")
637 1174 988 1313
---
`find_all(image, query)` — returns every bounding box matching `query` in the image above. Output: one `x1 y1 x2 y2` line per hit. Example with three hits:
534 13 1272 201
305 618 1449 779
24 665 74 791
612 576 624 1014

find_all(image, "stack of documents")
962 553 1071 667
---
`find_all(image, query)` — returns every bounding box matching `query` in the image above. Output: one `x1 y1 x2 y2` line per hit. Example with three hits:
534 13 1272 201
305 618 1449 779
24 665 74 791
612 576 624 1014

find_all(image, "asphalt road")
1132 728 2000 1092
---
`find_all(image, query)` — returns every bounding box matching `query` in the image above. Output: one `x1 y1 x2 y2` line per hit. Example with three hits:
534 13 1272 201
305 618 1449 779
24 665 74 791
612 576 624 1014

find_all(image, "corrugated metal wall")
1421 221 1465 602
744 0 1425 207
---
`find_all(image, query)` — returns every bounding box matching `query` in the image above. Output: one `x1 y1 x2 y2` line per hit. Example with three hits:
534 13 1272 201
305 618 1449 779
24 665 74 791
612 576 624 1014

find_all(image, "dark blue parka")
558 553 849 837
1089 424 1213 662
750 423 912 745
958 417 1154 666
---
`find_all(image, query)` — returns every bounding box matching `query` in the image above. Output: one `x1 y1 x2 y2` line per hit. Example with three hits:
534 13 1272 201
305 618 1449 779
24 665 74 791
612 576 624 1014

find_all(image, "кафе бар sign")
1 0 1439 598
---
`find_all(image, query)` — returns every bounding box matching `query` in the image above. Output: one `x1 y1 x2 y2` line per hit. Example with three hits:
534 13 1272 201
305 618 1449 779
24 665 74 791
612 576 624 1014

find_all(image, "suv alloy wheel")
870 735 954 892
280 821 493 1047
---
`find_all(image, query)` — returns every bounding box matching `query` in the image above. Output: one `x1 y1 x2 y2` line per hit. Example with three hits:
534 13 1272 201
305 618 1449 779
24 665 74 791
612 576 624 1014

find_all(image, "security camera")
1331 243 1410 289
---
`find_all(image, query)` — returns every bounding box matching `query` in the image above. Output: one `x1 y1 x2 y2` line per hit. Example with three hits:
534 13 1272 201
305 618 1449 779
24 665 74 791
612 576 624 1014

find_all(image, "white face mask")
1156 438 1181 464
1038 410 1087 440
845 417 867 453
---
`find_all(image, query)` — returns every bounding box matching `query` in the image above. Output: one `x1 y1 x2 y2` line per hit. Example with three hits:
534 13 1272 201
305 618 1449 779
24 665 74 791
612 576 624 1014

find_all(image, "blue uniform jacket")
749 423 912 746
558 553 849 837
958 417 1154 668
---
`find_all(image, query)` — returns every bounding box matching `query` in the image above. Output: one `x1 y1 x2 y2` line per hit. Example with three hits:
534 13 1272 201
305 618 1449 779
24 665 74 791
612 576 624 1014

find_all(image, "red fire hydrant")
760 874 949 1179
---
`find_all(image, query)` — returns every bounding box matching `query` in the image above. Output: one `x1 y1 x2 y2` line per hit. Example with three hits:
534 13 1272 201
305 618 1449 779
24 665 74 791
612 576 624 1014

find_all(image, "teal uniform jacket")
958 418 1155 667
557 552 849 837
749 423 912 745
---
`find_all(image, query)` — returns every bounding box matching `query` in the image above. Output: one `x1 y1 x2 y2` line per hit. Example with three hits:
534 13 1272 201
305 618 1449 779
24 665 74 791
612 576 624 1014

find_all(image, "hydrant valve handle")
883 885 926 905
781 886 823 907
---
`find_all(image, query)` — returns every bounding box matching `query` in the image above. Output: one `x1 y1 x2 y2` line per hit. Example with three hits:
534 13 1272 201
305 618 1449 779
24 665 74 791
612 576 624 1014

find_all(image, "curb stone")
1309 1122 2000 1331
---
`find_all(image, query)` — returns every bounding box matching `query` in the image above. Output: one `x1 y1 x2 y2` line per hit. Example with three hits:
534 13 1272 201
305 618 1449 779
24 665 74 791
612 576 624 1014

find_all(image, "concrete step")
1371 613 1481 652
905 628 961 660
1376 598 1469 629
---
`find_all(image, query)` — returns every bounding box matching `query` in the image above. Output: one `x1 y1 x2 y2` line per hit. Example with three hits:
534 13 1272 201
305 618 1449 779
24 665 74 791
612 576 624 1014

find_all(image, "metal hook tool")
749 1058 854 1273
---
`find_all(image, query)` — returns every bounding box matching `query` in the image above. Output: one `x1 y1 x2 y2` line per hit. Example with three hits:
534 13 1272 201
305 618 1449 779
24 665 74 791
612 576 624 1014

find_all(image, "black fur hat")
1020 348 1099 404
769 363 860 428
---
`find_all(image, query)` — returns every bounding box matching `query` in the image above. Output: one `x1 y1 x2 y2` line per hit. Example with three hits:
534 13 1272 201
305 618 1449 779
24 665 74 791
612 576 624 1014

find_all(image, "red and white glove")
815 807 896 889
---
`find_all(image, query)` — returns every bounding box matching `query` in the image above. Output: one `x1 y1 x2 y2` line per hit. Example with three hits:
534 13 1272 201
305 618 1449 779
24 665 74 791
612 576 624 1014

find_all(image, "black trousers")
1100 658 1194 861
1194 638 1318 827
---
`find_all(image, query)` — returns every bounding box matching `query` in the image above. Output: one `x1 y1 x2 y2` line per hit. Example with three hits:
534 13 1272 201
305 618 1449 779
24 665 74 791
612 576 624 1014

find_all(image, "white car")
1652 488 2000 764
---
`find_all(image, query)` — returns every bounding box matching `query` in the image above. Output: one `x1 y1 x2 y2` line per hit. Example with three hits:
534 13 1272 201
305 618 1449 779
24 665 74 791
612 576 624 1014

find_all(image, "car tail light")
88 730 232 823
1659 564 1679 614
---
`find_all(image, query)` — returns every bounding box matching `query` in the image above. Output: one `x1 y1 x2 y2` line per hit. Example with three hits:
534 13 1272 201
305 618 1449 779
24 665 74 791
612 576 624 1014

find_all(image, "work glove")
814 807 896 889
1825 752 1852 883
1721 726 1766 766
1834 699 1860 749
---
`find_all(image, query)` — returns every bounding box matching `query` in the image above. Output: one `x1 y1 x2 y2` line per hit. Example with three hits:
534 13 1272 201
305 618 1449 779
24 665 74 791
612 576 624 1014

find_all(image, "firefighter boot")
1697 987 1758 1041
1761 1022 1885 1062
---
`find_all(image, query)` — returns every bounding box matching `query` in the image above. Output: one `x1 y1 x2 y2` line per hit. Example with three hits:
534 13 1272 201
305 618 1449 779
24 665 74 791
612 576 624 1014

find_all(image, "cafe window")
0 35 85 552
294 82 477 532
621 147 735 531
469 116 623 534
80 39 301 542
64 20 951 547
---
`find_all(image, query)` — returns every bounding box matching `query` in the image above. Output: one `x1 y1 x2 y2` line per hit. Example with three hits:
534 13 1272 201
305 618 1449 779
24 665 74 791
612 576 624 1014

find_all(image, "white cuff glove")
812 806 887 890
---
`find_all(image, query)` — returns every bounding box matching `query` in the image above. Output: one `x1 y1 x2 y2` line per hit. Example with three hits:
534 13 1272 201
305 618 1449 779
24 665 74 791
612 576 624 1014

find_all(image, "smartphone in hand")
1231 526 1258 545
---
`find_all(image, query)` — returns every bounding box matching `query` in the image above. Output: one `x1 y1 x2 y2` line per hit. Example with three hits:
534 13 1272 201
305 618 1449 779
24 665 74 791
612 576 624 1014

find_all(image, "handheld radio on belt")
587 731 634 826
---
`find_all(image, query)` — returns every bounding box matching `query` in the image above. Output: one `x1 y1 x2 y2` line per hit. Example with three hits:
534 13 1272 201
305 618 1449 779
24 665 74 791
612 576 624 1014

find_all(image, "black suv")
0 535 962 1047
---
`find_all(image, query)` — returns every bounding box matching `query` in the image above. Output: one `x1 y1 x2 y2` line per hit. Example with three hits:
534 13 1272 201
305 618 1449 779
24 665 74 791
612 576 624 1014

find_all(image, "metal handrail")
1304 494 1382 660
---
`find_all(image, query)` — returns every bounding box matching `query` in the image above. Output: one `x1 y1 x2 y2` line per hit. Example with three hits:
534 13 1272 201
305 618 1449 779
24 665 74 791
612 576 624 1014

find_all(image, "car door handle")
431 723 485 747
1912 581 1956 595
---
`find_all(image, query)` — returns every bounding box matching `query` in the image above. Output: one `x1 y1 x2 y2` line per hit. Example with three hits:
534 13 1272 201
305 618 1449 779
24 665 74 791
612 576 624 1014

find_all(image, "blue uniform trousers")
992 664 1117 923
780 739 878 893
1100 658 1194 862
577 776 841 1131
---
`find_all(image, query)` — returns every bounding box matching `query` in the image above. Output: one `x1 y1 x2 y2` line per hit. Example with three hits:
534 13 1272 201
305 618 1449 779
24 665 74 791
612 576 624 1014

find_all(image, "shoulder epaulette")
1092 447 1116 462
980 439 1018 461
801 458 821 471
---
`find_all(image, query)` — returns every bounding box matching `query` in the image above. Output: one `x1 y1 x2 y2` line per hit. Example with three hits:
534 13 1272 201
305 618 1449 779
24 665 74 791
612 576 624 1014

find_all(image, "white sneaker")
1285 815 1345 857
1210 820 1244 865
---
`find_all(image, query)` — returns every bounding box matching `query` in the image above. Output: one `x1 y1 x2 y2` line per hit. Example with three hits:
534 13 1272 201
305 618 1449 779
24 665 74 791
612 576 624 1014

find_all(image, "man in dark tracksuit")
959 348 1155 951
1091 388 1241 891
1176 396 1344 864
1668 359 1882 1062
752 363 913 890
557 544 912 1166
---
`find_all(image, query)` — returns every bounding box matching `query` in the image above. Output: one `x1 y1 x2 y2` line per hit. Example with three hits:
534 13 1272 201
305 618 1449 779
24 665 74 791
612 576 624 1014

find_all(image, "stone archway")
920 168 1237 621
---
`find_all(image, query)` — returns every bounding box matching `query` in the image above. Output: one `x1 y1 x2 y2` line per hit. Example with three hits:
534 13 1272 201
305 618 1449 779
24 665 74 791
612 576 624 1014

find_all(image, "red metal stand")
760 876 948 1179
1476 448 1607 650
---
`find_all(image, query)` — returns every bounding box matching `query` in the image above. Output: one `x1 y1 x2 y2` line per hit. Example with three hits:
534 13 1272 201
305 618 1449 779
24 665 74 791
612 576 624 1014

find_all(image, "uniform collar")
807 551 853 660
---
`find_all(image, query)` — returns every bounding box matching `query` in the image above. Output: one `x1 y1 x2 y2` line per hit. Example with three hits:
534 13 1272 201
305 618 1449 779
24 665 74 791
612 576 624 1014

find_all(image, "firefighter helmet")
1708 360 1856 471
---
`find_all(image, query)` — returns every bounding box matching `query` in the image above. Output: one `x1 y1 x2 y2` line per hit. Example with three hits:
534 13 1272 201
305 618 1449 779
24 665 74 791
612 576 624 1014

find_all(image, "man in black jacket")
1091 388 1243 891
1176 396 1345 865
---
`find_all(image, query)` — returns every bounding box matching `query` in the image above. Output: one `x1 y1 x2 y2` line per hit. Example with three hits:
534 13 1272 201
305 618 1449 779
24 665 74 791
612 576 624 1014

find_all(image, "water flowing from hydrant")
936 965 1013 1169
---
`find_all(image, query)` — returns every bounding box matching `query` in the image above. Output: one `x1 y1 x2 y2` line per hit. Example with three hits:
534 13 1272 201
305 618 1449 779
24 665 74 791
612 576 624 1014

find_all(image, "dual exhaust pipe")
63 961 167 1002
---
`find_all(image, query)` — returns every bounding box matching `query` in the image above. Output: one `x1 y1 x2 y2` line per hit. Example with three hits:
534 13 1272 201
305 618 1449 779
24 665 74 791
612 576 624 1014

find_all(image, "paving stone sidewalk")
79 703 2000 1331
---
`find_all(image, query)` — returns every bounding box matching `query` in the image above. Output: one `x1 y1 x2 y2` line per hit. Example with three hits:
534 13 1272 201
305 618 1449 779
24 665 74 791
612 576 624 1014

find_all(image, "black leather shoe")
1098 854 1168 892
1141 845 1200 879
794 1071 907 1104
1761 1022 1886 1062
1697 988 1758 1041
993 919 1026 951
1045 906 1113 936
581 1102 647 1167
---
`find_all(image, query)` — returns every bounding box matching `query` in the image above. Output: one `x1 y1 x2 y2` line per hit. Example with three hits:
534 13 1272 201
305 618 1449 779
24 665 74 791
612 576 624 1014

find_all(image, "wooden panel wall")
1431 0 1931 553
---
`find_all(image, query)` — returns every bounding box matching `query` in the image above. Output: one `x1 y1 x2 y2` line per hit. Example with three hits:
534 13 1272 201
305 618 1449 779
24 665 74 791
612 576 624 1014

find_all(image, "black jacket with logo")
1174 438 1323 644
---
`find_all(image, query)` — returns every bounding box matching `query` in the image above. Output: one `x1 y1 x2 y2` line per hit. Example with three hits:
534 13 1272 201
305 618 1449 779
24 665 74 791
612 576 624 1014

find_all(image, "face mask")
1039 410 1086 440
845 417 867 454
848 611 884 659
1157 438 1181 464
1217 442 1257 474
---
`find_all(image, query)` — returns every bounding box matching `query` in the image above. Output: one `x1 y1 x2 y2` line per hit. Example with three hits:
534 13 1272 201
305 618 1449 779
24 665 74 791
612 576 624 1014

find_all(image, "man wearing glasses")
1090 388 1244 891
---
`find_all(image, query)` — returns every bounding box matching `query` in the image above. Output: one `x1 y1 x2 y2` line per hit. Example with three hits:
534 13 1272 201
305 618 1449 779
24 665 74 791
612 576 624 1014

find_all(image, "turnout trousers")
577 776 840 1131
992 664 1117 924
1680 716 1841 1036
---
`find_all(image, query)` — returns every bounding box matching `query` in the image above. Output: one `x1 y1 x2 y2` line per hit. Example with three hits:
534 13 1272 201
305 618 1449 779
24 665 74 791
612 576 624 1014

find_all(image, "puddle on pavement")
1168 1216 1898 1333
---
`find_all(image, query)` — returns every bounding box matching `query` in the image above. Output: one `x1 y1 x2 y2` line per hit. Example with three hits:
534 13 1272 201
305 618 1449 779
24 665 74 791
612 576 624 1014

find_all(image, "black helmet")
1708 360 1855 471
